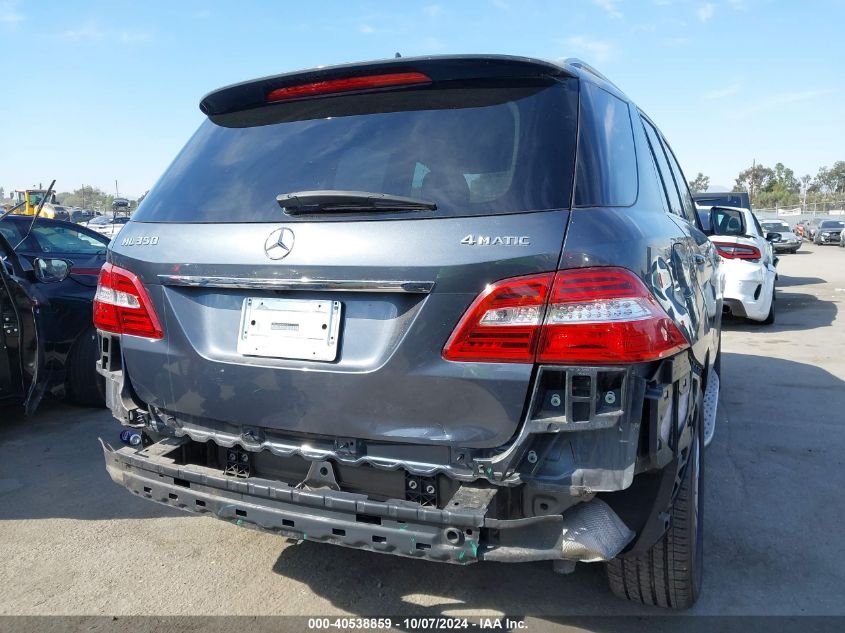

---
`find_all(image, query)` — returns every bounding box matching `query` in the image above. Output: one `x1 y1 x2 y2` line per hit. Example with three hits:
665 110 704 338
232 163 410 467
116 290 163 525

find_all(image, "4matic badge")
460 234 531 246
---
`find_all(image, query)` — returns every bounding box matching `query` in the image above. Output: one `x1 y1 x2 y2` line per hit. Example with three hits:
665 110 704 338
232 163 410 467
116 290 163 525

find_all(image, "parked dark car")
692 191 751 212
96 55 724 608
0 215 108 412
70 209 96 224
813 219 844 245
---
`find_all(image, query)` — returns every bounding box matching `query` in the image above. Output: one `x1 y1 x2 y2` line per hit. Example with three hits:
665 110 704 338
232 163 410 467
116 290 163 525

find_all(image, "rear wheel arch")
606 366 704 608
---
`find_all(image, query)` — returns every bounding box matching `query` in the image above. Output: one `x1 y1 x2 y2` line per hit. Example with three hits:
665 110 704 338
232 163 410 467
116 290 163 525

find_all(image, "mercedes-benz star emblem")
264 227 295 260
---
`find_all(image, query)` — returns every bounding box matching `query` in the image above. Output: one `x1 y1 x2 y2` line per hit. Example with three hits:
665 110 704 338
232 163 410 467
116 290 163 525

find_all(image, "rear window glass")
574 82 638 207
692 193 751 211
762 221 790 232
134 80 578 223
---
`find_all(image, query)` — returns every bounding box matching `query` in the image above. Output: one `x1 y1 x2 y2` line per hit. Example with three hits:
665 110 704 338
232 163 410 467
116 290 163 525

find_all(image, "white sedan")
84 215 130 238
698 205 777 324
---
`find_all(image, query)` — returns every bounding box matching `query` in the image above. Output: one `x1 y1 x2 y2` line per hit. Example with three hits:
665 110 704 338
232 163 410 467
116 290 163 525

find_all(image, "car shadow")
774 275 826 287
0 399 187 521
723 290 836 333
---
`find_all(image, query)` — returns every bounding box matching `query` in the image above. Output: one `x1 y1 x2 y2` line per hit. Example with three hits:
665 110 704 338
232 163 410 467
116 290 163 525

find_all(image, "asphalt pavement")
1 242 844 621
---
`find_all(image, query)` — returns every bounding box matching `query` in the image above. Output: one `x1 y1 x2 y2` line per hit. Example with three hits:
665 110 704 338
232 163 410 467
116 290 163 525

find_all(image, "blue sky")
2 0 843 198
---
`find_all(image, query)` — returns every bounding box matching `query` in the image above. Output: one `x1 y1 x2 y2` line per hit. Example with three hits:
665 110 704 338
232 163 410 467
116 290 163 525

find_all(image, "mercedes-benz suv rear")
97 55 722 608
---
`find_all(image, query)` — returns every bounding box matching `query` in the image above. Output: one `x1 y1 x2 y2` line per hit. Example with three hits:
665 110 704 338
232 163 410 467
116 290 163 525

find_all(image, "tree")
770 162 799 194
56 186 114 212
688 173 710 193
733 164 774 201
800 174 812 191
828 161 845 194
801 174 812 207
815 166 834 194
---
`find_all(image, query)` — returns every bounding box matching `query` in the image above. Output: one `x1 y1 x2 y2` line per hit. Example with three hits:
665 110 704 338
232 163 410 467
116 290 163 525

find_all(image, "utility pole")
81 184 85 210
750 158 755 206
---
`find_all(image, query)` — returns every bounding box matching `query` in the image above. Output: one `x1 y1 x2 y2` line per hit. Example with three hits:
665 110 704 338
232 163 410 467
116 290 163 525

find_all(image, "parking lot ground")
1 242 844 620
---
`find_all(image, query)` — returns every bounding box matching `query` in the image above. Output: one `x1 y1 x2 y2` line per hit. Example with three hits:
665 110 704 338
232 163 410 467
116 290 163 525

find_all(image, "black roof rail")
563 58 621 91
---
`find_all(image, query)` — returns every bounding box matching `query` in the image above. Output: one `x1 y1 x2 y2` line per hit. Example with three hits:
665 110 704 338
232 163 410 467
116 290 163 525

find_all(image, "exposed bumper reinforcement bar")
101 437 633 565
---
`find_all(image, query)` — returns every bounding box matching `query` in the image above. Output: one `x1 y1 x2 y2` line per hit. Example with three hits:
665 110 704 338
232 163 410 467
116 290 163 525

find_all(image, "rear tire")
606 389 703 609
66 327 106 407
761 288 776 325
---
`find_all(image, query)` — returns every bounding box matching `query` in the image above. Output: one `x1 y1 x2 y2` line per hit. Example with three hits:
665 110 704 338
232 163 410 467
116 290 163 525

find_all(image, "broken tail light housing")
266 71 432 103
712 241 761 262
443 267 688 364
93 262 164 339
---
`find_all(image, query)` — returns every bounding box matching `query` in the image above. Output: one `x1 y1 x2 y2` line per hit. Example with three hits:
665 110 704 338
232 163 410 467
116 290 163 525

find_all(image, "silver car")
760 219 801 253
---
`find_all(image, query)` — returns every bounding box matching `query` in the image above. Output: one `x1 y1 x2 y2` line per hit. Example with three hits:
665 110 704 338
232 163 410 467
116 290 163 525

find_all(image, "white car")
698 205 777 324
84 215 130 238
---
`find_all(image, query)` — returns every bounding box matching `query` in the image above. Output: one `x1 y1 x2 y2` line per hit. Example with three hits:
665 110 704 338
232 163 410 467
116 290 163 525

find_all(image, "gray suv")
95 55 723 608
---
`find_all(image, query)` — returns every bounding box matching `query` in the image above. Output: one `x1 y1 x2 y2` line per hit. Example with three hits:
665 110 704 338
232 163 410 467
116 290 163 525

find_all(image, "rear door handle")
692 253 706 267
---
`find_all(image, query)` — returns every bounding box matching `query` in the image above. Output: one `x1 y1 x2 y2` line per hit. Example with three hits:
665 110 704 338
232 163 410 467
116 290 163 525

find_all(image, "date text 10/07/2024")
306 617 528 630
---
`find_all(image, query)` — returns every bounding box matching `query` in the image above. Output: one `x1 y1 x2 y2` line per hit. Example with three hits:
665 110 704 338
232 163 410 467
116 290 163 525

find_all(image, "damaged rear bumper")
101 436 633 565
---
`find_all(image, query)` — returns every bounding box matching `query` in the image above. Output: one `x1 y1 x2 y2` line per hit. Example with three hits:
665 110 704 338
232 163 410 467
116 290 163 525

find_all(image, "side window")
574 83 638 207
31 225 107 254
660 137 699 226
750 212 764 237
641 118 683 217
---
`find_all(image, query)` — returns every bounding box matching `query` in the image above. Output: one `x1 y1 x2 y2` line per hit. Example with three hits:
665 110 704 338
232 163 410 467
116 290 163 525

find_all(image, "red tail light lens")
93 263 163 339
266 72 431 103
442 273 553 362
537 268 688 364
443 268 688 364
712 241 761 261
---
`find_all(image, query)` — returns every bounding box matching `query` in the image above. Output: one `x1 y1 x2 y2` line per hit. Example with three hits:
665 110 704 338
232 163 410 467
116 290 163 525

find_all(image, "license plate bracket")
237 297 342 361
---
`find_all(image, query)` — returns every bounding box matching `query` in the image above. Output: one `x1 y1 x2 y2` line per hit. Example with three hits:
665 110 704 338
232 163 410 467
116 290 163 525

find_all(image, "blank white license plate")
237 297 342 361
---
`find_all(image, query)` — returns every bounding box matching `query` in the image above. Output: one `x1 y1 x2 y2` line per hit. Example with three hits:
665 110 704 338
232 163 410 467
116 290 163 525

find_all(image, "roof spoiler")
563 58 621 92
199 54 574 117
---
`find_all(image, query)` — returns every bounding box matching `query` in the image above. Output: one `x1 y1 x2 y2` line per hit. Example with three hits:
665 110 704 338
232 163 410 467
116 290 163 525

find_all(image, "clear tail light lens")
443 267 688 364
93 262 164 339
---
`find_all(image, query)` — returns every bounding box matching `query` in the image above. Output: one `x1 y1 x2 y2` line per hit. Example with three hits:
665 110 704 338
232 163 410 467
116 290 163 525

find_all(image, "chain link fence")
754 201 845 222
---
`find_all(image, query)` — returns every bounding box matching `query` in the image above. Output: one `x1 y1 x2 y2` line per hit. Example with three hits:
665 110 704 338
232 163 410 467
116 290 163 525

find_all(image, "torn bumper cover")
101 438 633 565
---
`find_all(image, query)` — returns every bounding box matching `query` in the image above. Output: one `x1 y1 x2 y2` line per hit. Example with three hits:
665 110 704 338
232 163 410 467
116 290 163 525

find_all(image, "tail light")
267 72 431 103
93 262 163 339
442 273 553 363
443 267 688 364
712 241 761 261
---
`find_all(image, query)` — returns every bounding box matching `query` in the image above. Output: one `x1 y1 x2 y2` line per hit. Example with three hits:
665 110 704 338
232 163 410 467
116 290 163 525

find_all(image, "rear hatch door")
113 59 579 449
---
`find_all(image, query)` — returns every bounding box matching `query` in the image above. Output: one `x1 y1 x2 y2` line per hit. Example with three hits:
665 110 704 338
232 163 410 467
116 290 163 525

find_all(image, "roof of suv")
199 54 628 117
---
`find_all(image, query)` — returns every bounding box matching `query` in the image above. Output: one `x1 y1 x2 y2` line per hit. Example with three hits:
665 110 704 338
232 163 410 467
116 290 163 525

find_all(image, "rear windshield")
134 80 578 223
693 194 750 210
761 221 790 231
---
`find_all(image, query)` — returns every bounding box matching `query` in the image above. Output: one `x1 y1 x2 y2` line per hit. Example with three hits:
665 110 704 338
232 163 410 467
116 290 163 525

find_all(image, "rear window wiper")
277 190 436 215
